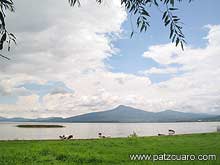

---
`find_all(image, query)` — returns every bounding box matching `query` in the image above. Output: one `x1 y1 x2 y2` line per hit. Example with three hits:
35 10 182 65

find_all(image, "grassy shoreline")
0 133 219 164
0 132 216 141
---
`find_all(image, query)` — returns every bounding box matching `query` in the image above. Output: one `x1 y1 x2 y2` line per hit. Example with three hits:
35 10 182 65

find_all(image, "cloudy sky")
0 0 220 118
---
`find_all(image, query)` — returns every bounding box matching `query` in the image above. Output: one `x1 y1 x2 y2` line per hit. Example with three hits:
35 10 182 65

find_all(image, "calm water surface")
0 122 219 140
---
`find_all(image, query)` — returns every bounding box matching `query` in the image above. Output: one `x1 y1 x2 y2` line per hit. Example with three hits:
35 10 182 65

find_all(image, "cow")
98 132 106 138
67 135 73 139
168 129 175 135
158 133 166 136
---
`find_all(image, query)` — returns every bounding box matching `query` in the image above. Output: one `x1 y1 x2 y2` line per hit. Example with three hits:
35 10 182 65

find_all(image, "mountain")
64 105 216 123
0 105 218 123
0 117 7 122
65 105 155 123
0 116 64 122
0 117 30 122
31 117 65 122
202 115 220 122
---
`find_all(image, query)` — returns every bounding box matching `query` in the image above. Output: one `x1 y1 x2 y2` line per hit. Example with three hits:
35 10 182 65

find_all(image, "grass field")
0 133 219 165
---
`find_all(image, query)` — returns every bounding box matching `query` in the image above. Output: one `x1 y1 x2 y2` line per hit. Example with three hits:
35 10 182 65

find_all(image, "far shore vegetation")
16 125 64 128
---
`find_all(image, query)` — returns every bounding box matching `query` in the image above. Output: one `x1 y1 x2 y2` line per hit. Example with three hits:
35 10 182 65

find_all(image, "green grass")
0 133 220 165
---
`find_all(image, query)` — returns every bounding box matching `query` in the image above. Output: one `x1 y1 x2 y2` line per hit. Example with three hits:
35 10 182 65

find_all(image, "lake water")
0 122 219 140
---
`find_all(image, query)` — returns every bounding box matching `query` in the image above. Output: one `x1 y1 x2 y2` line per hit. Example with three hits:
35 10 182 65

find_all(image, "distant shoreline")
0 121 219 123
0 132 217 141
1 105 220 123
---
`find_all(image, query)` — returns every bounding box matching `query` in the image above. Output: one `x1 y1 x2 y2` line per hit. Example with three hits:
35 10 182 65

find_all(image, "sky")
0 0 220 118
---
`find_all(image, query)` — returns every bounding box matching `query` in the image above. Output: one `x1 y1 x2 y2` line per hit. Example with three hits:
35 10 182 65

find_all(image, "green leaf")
180 41 184 50
175 38 180 46
141 10 150 17
130 31 134 38
0 54 10 60
169 7 178 11
162 11 167 20
0 12 5 27
1 32 7 43
165 20 170 26
169 29 174 39
0 0 13 5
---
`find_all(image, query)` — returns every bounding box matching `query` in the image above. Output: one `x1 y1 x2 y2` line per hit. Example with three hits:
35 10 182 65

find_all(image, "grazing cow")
158 133 166 136
98 132 106 138
67 135 73 139
59 135 66 140
168 129 175 135
59 135 73 140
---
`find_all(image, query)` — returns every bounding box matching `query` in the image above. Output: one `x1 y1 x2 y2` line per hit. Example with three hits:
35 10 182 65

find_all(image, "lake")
0 122 219 140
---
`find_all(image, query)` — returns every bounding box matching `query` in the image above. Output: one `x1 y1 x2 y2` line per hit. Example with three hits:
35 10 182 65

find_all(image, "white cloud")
205 25 220 47
1 0 151 117
141 25 220 114
1 0 220 117
0 94 42 118
140 67 180 75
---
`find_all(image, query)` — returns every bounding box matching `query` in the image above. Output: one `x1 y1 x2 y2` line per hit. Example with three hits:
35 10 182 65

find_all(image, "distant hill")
0 105 218 123
0 117 30 122
202 115 220 122
0 116 64 122
64 105 216 123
